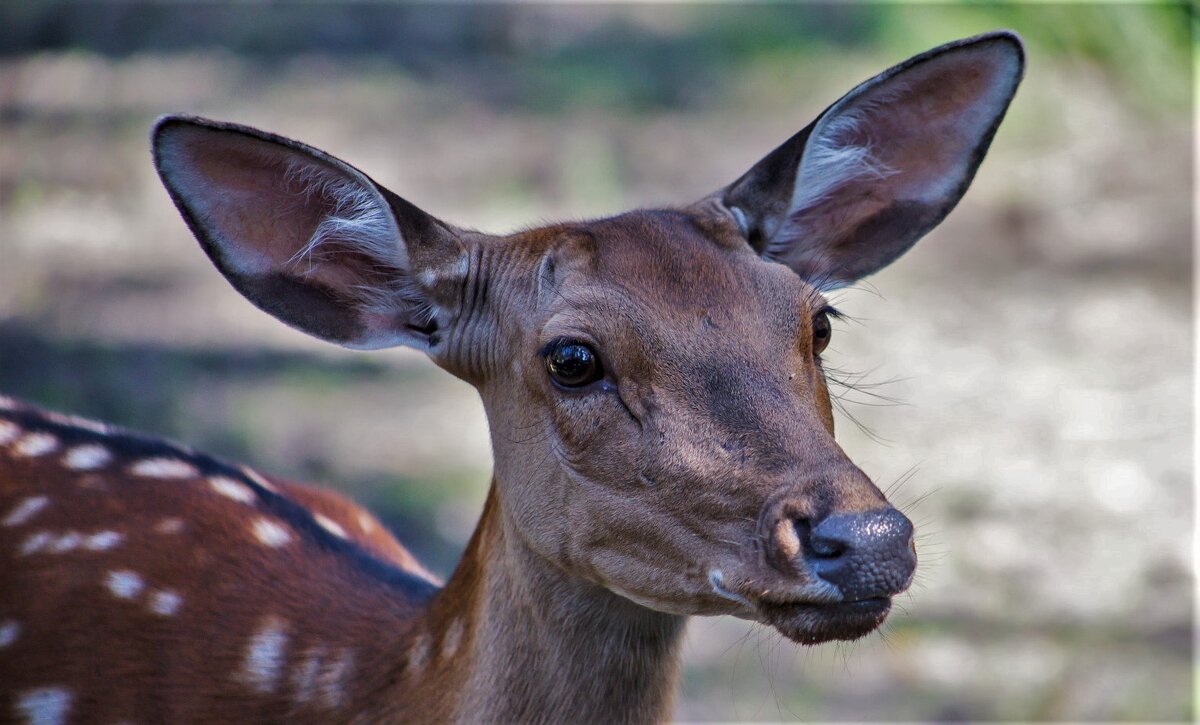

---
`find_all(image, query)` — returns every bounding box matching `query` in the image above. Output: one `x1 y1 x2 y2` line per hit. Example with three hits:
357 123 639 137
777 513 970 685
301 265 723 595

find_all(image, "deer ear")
721 31 1024 289
152 115 466 351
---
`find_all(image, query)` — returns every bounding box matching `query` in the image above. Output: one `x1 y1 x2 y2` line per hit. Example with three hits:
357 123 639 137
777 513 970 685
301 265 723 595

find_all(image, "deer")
0 32 1022 724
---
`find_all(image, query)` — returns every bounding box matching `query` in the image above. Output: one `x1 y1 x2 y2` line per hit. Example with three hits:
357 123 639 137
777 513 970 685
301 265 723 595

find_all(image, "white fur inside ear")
285 160 407 274
786 90 900 222
281 160 445 350
783 41 1021 229
766 92 900 280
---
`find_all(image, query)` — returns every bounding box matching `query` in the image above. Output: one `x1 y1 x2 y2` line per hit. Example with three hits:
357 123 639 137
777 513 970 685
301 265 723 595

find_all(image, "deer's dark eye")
812 311 832 355
546 341 603 388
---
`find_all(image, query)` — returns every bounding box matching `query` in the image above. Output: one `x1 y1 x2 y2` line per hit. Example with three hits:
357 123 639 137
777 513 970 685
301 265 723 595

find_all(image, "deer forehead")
531 211 754 294
525 211 818 342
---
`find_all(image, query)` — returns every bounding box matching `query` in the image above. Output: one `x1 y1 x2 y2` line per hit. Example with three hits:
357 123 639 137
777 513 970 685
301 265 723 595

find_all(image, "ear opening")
153 115 464 351
722 31 1025 288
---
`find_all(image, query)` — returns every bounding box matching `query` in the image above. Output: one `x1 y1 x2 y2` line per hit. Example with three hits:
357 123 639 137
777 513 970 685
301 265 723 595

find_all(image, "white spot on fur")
240 616 289 693
3 496 49 527
149 589 183 616
442 618 464 659
289 644 355 709
209 476 256 504
155 517 185 534
129 458 197 479
357 511 375 533
106 570 144 599
49 531 83 553
0 419 20 444
63 444 111 471
318 648 354 709
407 632 430 678
292 645 325 704
13 432 58 458
252 518 293 548
315 514 347 539
16 687 72 725
19 531 52 555
241 466 278 493
83 530 123 551
0 620 20 648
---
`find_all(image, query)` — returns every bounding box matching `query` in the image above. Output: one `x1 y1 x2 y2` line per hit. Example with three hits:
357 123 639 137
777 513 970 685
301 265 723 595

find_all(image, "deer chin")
758 596 892 644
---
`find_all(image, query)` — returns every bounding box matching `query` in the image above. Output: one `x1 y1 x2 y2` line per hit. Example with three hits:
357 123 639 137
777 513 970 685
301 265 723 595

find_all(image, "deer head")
152 32 1023 647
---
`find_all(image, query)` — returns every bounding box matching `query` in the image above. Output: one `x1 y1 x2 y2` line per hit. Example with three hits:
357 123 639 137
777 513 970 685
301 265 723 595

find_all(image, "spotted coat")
0 399 441 723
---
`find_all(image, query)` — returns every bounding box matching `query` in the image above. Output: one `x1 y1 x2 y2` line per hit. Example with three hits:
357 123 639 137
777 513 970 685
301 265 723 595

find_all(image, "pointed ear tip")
150 115 205 162
925 31 1024 95
150 114 229 152
150 116 250 179
150 116 184 173
152 114 197 141
971 30 1027 72
985 29 1025 56
151 115 178 149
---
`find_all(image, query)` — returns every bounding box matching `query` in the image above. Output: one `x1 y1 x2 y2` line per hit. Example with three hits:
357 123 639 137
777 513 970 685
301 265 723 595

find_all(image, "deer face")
477 207 914 643
153 34 1022 644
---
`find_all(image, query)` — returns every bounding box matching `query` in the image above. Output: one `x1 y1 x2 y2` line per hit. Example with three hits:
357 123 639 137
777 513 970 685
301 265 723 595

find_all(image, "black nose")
804 508 916 600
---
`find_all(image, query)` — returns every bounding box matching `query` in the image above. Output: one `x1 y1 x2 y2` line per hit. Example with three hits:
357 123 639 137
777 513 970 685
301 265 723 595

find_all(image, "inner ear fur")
722 31 1025 288
153 115 466 351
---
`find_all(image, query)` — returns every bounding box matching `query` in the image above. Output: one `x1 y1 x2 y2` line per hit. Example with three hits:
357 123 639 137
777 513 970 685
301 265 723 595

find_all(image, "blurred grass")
0 4 1192 721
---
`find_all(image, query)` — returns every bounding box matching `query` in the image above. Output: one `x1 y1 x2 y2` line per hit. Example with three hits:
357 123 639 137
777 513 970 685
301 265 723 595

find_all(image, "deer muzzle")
738 483 918 642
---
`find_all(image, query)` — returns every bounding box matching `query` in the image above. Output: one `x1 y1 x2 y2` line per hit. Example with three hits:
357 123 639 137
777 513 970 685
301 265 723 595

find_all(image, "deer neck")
400 483 687 723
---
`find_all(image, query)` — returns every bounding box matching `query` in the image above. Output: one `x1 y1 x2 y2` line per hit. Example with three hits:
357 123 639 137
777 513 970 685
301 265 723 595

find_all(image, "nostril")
799 518 849 559
806 528 847 559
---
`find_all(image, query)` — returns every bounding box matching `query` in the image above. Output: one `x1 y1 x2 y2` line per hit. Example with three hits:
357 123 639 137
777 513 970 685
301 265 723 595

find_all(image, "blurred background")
0 3 1191 721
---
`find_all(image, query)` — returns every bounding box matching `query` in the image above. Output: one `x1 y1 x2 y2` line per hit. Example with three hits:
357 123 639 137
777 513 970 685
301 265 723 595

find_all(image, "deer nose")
766 504 916 600
803 508 916 599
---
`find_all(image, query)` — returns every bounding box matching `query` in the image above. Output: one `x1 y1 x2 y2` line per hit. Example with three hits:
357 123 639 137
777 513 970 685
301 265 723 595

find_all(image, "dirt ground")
0 26 1191 722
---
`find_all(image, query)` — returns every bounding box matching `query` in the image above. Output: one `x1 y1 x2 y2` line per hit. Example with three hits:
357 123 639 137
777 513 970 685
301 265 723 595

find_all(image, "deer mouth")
707 568 892 643
758 596 891 644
